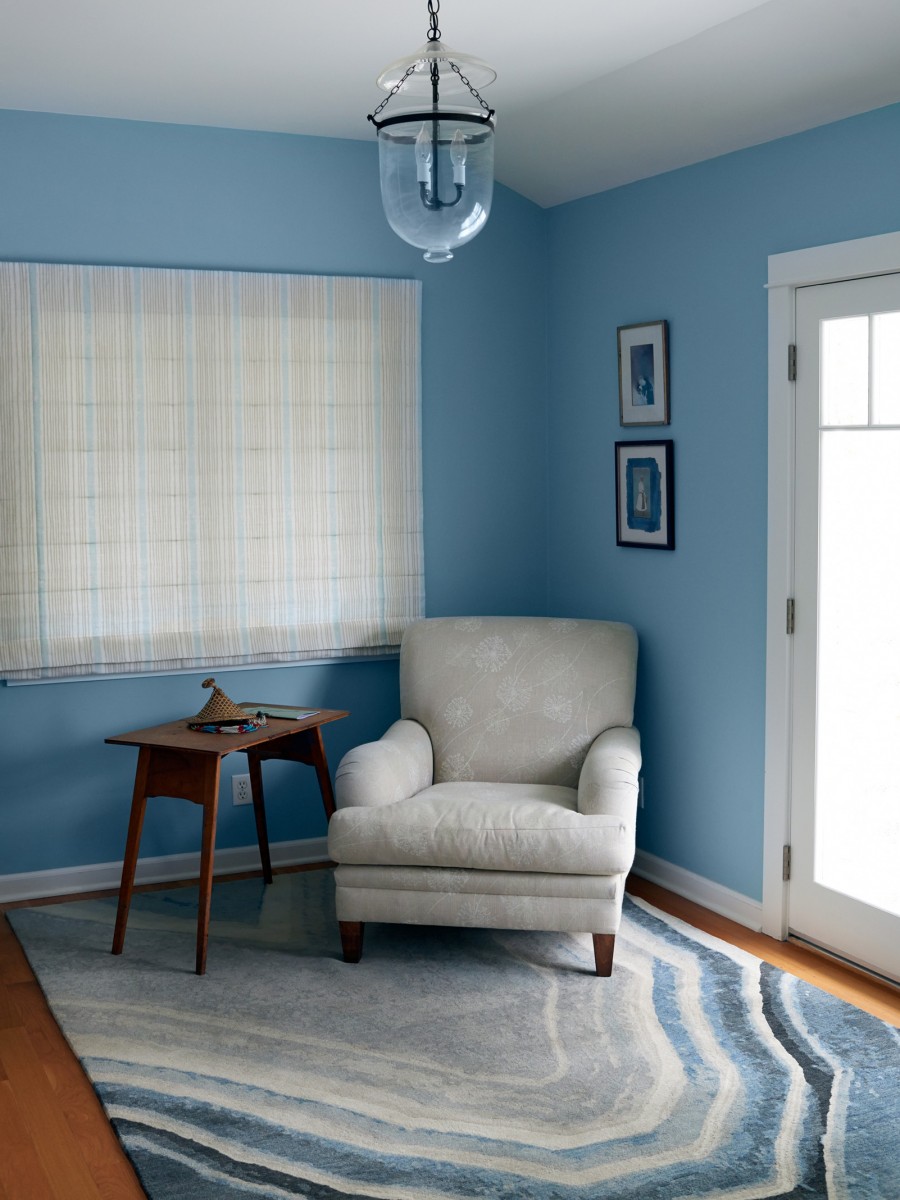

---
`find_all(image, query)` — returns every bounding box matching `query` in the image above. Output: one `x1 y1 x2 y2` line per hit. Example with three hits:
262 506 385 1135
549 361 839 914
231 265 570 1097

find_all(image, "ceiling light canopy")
368 0 496 263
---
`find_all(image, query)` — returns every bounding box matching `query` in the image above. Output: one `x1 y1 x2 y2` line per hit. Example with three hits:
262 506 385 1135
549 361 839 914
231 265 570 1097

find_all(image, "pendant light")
368 0 496 263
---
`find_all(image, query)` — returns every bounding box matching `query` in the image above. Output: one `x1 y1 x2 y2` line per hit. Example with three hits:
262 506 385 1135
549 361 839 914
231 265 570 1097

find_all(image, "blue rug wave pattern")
9 870 900 1199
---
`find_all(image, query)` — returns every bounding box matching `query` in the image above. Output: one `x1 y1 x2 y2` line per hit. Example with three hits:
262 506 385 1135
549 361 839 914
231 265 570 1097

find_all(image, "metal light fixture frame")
368 0 496 262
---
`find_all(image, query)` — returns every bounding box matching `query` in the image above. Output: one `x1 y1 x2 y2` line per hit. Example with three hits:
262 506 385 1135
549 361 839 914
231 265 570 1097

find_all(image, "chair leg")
339 921 364 964
592 933 615 977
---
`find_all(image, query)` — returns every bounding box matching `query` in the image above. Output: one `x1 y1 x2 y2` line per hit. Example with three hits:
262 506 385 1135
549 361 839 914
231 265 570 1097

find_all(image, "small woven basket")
188 677 260 732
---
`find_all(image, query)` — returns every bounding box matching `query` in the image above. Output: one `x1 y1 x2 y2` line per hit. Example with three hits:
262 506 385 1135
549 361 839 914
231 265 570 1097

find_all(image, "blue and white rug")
9 869 900 1199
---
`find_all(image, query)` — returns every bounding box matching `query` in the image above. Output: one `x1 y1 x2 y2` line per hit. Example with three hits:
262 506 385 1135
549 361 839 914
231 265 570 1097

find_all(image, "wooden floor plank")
0 978 19 1032
0 1078 57 1200
0 1026 107 1200
11 980 146 1200
0 917 35 986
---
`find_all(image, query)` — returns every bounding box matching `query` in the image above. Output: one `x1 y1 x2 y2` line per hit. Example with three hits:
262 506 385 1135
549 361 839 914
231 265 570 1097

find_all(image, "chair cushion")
327 782 634 876
334 864 622 900
400 616 637 787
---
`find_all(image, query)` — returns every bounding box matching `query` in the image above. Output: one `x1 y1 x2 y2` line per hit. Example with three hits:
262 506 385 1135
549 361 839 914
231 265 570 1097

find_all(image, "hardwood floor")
1 867 897 1199
0 903 146 1199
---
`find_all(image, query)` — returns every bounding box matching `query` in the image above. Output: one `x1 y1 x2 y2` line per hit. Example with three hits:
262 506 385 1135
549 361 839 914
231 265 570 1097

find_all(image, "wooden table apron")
106 711 347 975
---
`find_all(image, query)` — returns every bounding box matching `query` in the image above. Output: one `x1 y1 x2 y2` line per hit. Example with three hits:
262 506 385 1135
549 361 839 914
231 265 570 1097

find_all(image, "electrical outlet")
232 774 252 806
638 776 645 809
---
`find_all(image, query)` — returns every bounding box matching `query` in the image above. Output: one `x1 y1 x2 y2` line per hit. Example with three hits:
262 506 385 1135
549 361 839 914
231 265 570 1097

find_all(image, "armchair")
327 616 640 975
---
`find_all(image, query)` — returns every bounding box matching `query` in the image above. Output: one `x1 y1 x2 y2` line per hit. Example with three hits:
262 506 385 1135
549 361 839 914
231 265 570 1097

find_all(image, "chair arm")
334 719 434 810
577 726 642 821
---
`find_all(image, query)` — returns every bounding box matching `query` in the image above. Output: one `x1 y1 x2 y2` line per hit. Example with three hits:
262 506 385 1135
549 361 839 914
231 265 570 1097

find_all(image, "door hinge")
786 597 795 635
782 845 792 882
788 343 797 382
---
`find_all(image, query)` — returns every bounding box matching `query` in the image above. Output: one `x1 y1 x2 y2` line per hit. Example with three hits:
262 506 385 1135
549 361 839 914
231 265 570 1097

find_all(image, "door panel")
791 273 900 981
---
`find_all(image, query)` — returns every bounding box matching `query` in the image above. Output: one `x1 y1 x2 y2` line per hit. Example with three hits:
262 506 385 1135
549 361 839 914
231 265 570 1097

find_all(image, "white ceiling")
2 0 900 208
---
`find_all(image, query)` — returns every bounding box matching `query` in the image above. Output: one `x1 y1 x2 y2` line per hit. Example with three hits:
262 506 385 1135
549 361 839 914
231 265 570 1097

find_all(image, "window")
0 263 423 680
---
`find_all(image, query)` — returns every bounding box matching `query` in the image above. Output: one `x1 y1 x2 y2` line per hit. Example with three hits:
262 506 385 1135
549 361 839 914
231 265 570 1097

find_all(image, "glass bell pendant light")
368 0 496 263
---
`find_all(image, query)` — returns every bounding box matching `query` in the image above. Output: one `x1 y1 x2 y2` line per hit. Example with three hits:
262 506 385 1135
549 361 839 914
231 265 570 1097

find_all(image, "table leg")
246 752 273 884
308 727 336 820
195 757 221 976
249 726 338 823
111 748 152 957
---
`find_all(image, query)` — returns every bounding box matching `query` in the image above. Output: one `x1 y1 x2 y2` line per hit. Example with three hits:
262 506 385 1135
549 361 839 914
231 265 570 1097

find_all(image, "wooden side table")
107 708 347 974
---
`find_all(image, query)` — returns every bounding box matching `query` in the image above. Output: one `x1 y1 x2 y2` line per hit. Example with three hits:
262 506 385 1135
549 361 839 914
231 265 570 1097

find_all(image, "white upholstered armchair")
327 616 641 975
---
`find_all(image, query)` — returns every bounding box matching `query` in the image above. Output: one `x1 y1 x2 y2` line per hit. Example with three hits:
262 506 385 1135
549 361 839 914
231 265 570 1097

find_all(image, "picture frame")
617 320 669 426
615 440 675 550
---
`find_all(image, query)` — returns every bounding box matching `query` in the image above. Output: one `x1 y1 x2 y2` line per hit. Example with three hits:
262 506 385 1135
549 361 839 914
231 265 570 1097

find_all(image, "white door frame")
763 229 900 938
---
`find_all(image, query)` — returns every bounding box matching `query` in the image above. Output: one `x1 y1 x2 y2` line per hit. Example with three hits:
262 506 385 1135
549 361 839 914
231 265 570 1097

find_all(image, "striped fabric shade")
0 263 423 680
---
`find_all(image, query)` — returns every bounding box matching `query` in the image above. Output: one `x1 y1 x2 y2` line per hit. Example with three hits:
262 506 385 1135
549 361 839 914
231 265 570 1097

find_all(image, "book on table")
238 703 320 721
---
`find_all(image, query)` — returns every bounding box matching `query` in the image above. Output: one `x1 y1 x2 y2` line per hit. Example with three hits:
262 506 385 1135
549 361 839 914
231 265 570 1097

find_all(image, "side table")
107 708 348 974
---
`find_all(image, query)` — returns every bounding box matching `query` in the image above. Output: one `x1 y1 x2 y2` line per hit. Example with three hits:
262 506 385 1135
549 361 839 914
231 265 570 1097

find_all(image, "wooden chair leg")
592 933 615 977
339 921 364 964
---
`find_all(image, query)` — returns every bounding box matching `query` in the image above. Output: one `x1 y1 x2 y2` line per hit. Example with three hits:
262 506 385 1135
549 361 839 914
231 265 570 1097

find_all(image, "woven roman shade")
0 263 424 680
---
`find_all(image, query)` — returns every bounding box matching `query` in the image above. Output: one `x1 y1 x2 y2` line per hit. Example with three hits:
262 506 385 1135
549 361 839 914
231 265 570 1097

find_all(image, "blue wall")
0 109 548 877
4 101 900 899
546 102 900 900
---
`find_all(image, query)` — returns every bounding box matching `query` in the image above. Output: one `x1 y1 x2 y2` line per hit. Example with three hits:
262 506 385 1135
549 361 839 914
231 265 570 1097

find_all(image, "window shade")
0 263 423 680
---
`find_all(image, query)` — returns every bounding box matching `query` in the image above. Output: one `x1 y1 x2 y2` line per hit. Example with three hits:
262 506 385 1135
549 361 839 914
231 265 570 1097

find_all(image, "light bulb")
415 123 433 185
450 128 467 186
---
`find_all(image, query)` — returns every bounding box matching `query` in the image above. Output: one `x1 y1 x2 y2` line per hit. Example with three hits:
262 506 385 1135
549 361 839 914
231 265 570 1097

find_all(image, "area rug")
8 869 899 1200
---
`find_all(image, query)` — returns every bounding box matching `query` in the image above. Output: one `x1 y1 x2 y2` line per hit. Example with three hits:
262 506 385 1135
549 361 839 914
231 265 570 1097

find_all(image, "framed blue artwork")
615 440 675 549
617 320 669 426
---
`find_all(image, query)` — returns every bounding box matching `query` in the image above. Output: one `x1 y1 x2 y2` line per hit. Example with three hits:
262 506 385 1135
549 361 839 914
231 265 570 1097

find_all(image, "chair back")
400 616 637 786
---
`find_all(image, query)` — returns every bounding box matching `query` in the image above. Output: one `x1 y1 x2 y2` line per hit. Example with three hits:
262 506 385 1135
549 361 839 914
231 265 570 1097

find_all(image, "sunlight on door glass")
816 429 900 917
873 312 900 425
821 316 868 425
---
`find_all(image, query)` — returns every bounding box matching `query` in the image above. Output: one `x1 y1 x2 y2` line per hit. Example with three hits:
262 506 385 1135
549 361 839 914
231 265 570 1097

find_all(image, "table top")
106 708 349 756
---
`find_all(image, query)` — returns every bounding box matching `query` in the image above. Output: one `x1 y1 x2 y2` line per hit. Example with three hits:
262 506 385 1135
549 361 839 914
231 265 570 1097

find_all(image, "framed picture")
615 440 675 550
617 320 669 426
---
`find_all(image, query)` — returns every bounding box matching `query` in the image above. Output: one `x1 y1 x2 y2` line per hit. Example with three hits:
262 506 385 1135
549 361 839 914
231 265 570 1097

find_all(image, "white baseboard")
0 837 330 905
631 849 763 932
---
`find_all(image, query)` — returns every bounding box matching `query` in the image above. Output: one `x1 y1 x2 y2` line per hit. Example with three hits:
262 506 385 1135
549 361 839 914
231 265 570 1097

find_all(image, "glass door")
790 272 900 982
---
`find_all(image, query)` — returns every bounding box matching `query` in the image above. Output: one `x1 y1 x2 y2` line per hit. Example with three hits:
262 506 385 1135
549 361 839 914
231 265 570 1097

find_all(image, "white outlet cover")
232 775 252 805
